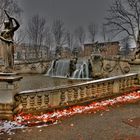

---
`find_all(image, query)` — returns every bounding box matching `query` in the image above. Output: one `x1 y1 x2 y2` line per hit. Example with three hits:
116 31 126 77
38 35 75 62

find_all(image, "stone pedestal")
0 73 22 120
91 54 104 78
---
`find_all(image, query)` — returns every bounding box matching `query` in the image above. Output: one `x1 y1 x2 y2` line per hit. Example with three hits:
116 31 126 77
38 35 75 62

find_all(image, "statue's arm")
4 10 20 32
4 10 13 27
0 36 13 44
11 17 20 32
4 10 10 19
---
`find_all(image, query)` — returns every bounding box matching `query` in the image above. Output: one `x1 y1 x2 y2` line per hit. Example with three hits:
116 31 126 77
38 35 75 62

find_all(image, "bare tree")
44 26 53 58
101 24 107 42
88 22 98 43
105 0 140 45
75 26 86 46
0 0 22 28
52 19 66 56
15 29 26 44
27 14 46 58
66 30 74 52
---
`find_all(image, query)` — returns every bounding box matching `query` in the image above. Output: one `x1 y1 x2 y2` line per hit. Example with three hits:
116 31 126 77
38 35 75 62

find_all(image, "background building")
83 41 121 57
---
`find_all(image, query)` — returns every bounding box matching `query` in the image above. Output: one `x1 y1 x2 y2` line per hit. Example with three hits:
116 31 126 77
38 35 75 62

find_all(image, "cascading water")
46 59 70 77
46 59 91 79
72 61 89 79
46 60 55 76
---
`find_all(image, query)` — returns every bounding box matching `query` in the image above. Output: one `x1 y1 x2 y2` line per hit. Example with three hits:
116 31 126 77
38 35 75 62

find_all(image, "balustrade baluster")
21 95 28 109
36 94 42 107
60 91 66 105
44 94 49 106
29 95 36 109
108 82 113 94
80 86 85 99
67 89 73 102
73 88 78 101
85 85 91 97
91 85 97 97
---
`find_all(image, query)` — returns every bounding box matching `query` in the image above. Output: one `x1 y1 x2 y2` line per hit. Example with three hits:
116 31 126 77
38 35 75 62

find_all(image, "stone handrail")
15 73 138 113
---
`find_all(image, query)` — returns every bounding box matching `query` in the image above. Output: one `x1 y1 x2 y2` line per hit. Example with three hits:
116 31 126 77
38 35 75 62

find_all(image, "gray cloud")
19 0 112 29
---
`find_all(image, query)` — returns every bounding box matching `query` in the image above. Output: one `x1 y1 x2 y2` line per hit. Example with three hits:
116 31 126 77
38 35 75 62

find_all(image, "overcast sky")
19 0 112 29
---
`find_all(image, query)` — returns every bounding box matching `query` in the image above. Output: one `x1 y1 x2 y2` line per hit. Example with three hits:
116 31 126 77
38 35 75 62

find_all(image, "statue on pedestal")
133 40 140 60
0 10 20 73
69 57 77 77
133 31 140 59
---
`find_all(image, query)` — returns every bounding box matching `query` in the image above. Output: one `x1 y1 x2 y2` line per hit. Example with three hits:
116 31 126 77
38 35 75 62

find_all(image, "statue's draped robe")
0 29 14 71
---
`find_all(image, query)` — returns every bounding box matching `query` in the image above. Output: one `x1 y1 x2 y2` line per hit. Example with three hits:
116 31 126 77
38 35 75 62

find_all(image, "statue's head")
4 20 11 29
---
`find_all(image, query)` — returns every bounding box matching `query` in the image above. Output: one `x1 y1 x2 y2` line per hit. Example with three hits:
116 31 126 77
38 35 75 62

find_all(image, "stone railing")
14 73 138 113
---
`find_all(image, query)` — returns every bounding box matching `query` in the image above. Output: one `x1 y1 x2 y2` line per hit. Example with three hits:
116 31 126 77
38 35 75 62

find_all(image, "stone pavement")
1 102 140 140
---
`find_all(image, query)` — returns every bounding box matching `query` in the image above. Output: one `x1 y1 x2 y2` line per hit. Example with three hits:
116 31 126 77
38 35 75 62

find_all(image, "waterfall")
46 60 55 76
72 61 89 79
46 59 91 79
46 59 70 77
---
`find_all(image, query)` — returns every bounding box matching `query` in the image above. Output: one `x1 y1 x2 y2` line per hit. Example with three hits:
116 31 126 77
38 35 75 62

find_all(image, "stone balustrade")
15 73 138 113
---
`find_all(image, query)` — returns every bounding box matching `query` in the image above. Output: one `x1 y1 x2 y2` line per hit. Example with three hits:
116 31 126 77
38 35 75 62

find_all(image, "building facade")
83 41 120 57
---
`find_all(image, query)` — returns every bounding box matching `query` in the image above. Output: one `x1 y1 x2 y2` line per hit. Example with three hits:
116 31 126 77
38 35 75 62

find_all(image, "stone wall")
102 58 130 76
0 58 131 76
15 73 138 113
0 60 51 74
90 55 130 78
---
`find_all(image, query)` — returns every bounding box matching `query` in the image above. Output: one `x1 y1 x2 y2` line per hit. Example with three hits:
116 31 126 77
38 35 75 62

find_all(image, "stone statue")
134 47 140 60
0 10 20 72
69 57 77 77
133 30 140 60
88 59 93 78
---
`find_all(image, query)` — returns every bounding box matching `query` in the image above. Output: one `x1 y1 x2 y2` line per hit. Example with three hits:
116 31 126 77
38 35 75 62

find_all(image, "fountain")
46 58 92 79
72 61 89 79
46 59 70 78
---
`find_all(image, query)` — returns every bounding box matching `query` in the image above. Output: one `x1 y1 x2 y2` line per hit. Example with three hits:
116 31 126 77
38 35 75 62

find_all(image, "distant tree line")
1 0 140 59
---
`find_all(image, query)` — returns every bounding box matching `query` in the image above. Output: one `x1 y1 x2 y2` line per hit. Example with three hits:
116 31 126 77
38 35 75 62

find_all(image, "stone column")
0 73 22 120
